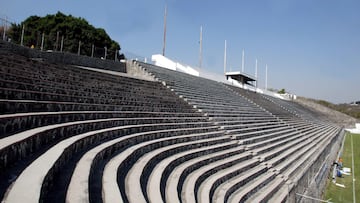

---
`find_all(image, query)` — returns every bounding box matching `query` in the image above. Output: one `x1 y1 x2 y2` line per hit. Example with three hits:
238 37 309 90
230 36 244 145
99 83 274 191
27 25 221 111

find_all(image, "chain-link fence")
290 129 345 203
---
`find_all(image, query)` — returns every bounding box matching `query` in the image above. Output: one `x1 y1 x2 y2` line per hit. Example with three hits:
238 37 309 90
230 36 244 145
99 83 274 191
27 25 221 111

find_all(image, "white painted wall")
151 54 199 76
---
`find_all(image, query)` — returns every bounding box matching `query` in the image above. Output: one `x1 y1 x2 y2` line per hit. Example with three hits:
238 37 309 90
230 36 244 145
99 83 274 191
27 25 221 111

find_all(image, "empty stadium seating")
138 61 341 202
0 42 342 203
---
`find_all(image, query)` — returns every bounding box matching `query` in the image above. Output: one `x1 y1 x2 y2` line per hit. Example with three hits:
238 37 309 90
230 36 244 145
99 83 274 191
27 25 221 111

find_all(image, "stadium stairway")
138 60 342 203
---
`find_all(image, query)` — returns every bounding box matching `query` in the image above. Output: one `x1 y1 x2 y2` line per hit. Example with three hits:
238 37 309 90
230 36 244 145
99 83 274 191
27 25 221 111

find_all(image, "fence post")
55 31 59 51
2 17 6 41
40 33 45 51
20 25 25 46
60 36 64 52
78 40 81 55
104 46 107 59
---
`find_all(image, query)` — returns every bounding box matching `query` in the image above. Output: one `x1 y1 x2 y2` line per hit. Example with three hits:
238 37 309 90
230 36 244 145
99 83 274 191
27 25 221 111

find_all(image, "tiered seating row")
0 49 341 203
139 61 341 202
0 52 229 203
0 54 193 113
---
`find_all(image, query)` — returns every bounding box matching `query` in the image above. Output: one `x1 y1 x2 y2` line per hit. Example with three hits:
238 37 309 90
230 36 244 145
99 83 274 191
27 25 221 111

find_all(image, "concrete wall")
151 54 200 76
127 60 156 81
0 40 127 73
290 129 344 203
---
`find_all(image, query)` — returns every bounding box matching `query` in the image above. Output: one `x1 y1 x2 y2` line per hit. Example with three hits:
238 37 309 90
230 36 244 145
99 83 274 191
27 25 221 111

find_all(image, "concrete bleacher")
138 60 342 202
0 44 343 203
0 51 223 202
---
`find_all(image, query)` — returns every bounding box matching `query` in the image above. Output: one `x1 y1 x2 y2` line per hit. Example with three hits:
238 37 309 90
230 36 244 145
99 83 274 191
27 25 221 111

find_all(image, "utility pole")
223 40 227 74
199 25 203 69
162 4 168 56
91 44 94 57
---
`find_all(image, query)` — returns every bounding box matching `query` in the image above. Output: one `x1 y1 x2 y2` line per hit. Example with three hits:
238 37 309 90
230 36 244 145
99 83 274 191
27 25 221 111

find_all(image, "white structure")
346 123 360 134
151 54 199 76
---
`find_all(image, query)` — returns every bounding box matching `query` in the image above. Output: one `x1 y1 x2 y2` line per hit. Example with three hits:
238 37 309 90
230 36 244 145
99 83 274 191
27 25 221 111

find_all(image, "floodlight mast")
265 64 268 90
255 59 258 88
162 4 168 56
242 49 245 72
199 25 203 69
223 40 227 74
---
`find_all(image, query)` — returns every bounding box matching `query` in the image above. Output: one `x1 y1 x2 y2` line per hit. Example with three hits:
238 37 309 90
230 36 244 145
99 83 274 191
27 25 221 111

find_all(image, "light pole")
242 49 245 72
255 59 258 88
265 64 268 90
223 40 227 74
162 4 167 56
199 25 203 69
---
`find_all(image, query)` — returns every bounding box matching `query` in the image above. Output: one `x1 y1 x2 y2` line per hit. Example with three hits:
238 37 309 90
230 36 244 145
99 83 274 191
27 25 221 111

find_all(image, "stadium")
0 35 351 203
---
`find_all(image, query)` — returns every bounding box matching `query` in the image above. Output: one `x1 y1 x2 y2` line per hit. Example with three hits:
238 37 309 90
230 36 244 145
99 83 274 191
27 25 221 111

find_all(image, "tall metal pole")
223 40 227 74
265 64 268 90
20 25 25 46
255 59 258 88
162 4 168 56
199 25 203 69
242 49 245 72
91 44 94 57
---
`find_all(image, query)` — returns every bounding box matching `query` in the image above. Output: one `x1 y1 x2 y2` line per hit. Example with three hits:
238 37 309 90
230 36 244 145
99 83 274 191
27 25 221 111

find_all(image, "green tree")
278 88 286 94
8 12 124 59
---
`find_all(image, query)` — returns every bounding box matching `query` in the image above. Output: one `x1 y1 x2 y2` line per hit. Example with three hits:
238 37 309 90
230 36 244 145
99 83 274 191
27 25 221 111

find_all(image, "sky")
1 0 359 103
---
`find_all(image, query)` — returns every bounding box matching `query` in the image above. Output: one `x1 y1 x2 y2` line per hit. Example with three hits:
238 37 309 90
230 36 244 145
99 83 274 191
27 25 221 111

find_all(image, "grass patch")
324 133 360 203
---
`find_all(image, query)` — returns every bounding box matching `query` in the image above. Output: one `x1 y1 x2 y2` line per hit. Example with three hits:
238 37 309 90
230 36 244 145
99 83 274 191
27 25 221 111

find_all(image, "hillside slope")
295 97 357 127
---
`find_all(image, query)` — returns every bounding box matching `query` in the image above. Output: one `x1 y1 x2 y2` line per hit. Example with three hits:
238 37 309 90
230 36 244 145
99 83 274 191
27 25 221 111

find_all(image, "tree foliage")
8 12 123 59
278 88 286 94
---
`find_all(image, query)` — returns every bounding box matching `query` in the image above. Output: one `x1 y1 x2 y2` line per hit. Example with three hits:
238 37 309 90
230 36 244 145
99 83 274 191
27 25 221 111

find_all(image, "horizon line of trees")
314 99 360 119
7 11 124 60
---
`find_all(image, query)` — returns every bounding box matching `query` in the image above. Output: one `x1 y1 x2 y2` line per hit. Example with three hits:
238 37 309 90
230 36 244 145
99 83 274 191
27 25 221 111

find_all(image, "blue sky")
1 0 359 103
